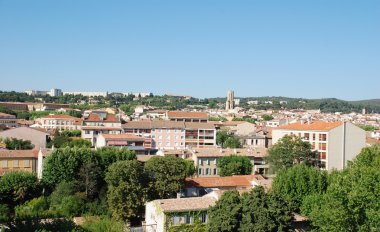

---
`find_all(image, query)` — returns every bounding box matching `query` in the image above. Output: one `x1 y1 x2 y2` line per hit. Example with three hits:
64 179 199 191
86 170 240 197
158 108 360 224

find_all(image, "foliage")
78 162 102 199
144 156 188 199
49 181 77 207
302 145 380 231
217 155 253 177
207 190 242 232
0 204 9 222
266 134 316 171
216 130 230 147
15 197 50 219
272 164 328 212
57 195 85 218
7 218 83 232
224 137 242 148
105 160 147 221
208 117 227 121
0 171 41 207
2 138 34 150
358 124 377 131
262 114 274 121
81 217 125 232
59 130 82 137
240 187 292 232
183 160 196 177
47 136 91 148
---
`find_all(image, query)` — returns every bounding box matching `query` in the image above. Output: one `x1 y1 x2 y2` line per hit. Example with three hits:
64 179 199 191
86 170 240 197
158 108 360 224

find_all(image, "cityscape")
1 1 380 232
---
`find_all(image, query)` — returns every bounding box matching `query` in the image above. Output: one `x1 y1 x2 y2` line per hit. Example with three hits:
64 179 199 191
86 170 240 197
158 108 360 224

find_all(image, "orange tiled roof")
276 121 343 131
100 134 143 140
40 114 78 119
167 111 208 119
85 113 120 122
185 175 258 188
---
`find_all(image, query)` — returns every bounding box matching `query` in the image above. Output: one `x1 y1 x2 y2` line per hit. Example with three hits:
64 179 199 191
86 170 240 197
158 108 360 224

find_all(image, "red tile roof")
167 111 208 119
185 175 256 188
85 113 120 122
100 134 144 141
0 112 16 118
276 121 343 131
40 114 78 119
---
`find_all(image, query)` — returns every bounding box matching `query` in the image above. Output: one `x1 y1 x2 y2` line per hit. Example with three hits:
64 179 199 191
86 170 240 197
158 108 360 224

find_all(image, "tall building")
225 90 235 110
50 88 62 97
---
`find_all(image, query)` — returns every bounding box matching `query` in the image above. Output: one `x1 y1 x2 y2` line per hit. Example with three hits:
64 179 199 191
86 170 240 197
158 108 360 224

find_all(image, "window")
172 216 181 225
207 159 210 165
312 133 316 140
199 213 207 223
213 168 217 175
13 160 19 168
2 160 7 168
185 215 192 224
319 143 327 151
319 134 327 141
166 142 170 146
304 133 310 140
175 142 178 146
319 152 327 160
198 168 202 175
167 135 170 139
159 135 162 139
24 160 30 168
206 168 210 175
167 129 170 133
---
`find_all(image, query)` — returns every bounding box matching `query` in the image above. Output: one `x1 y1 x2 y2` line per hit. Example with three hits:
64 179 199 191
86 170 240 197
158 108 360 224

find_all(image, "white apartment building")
36 114 82 130
272 121 366 170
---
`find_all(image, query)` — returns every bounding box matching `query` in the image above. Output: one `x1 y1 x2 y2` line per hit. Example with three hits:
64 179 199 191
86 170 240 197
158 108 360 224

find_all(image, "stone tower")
226 90 235 110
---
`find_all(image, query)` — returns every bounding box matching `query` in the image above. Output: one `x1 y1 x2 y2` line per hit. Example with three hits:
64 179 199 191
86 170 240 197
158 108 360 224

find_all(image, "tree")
105 160 147 222
216 130 230 147
207 190 242 232
272 164 327 212
0 171 41 207
79 162 102 199
15 197 50 219
57 195 85 218
0 204 9 222
3 138 34 150
266 134 315 171
262 114 274 121
144 156 188 199
184 160 196 177
224 137 241 148
217 155 253 177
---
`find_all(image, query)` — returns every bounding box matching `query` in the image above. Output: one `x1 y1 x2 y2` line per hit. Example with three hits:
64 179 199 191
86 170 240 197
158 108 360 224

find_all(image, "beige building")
225 90 234 110
96 134 152 154
167 111 208 123
0 127 51 149
36 114 82 130
272 121 366 170
0 113 17 128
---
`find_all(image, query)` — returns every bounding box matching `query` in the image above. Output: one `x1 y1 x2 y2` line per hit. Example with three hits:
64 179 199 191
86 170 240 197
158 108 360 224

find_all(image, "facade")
225 90 235 110
0 149 49 178
0 113 17 128
266 119 288 128
144 196 216 232
0 127 50 149
190 148 268 177
272 121 366 170
81 112 122 146
167 111 208 123
124 121 217 150
96 134 152 154
36 114 82 130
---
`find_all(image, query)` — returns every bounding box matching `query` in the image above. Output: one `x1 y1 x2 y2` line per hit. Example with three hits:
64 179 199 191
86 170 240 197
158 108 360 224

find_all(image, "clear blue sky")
0 0 379 100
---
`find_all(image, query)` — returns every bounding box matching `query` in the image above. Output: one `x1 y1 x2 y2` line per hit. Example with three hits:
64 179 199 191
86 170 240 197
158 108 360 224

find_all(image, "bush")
81 217 125 232
217 155 253 176
15 197 51 220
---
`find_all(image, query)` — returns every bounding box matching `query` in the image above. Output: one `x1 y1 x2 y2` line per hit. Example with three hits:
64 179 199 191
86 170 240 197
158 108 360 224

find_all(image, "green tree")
184 160 196 177
272 164 327 211
216 130 230 147
262 114 274 121
0 204 9 222
3 138 34 150
217 155 253 177
57 195 85 218
15 197 50 219
78 162 102 199
224 137 241 148
144 156 188 199
105 160 147 221
81 217 125 232
0 171 41 207
207 190 242 232
266 134 315 171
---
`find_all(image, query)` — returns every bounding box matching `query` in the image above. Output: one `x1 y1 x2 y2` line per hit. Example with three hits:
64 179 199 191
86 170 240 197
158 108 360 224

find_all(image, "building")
184 175 271 197
266 119 288 128
63 91 108 97
96 134 152 154
371 130 380 139
36 114 82 130
81 112 122 146
0 113 17 128
0 102 29 111
123 121 217 150
167 111 208 123
190 148 268 177
0 127 51 149
50 88 62 97
272 121 366 170
144 195 216 232
0 149 49 178
225 90 235 110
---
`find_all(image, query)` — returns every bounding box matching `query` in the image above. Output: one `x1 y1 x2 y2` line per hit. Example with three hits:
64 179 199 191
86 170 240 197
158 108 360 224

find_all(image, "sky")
0 0 379 100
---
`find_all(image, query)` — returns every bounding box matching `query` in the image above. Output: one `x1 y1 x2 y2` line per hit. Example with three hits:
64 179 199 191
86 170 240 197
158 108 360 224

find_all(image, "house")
0 127 51 149
96 134 152 154
184 175 272 197
36 114 82 131
190 148 268 177
239 129 272 149
81 112 122 146
0 113 17 128
144 195 216 232
272 121 366 170
0 149 50 178
167 111 208 123
146 110 167 119
266 119 288 128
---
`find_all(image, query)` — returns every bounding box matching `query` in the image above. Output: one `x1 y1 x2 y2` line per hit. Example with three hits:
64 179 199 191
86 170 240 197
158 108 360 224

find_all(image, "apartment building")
272 121 366 170
36 114 82 130
0 113 17 128
96 134 152 154
81 112 122 146
123 121 217 150
167 111 208 123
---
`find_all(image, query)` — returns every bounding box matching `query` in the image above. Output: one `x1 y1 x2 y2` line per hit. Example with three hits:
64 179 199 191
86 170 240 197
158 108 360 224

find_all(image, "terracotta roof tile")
40 114 79 119
276 121 343 131
167 111 208 119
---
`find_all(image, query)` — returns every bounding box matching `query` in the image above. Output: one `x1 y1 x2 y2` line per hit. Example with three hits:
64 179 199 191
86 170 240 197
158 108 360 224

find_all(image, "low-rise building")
0 113 17 128
167 111 208 123
272 121 366 170
0 127 51 149
144 195 216 232
36 114 82 130
96 134 152 154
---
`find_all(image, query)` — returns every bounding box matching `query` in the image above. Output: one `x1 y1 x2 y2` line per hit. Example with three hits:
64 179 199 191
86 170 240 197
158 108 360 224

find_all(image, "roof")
100 134 144 141
151 121 185 129
85 113 120 122
276 121 343 131
185 122 216 130
123 121 152 129
16 120 35 125
193 148 267 158
136 155 155 162
0 112 16 118
153 196 216 213
81 126 122 131
39 114 79 119
167 111 208 119
185 175 261 188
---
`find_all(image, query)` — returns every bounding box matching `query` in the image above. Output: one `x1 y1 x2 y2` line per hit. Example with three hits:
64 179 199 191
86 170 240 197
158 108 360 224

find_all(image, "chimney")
177 193 182 199
234 148 237 154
